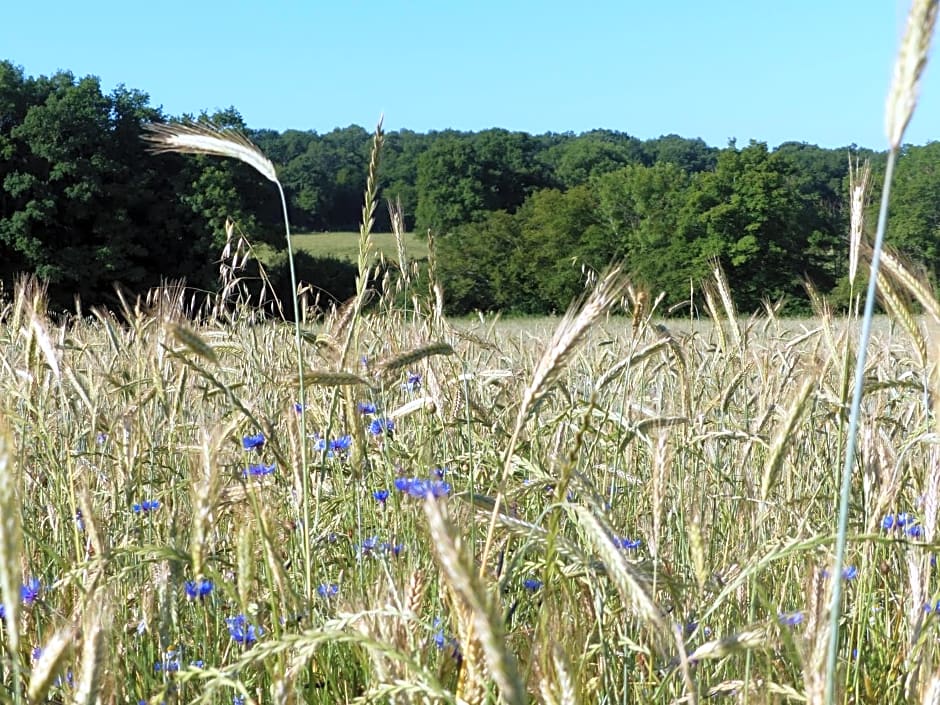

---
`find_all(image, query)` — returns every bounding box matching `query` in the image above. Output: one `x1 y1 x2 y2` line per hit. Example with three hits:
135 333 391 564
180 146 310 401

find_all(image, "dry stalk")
886 0 939 149
424 497 526 705
73 596 110 705
848 158 871 288
0 411 23 662
27 625 76 704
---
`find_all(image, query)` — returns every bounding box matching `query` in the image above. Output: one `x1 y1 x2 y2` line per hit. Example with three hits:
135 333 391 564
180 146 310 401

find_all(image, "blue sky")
2 1 936 149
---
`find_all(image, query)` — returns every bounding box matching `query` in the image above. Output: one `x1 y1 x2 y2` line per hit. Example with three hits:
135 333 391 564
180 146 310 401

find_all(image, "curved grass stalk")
143 122 313 600
826 3 938 701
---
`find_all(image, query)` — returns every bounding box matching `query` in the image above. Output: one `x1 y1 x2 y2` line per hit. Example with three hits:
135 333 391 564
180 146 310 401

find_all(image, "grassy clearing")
292 231 427 263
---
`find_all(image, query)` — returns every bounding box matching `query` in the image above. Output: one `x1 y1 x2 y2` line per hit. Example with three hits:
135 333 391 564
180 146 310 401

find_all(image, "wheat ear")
480 266 629 571
847 158 871 288
143 122 278 182
424 497 526 705
886 0 939 149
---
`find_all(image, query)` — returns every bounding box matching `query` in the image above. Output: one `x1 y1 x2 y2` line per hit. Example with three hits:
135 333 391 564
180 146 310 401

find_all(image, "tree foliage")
7 59 940 317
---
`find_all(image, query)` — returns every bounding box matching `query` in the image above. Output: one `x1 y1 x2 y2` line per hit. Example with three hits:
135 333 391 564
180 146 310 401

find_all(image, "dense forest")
2 60 938 315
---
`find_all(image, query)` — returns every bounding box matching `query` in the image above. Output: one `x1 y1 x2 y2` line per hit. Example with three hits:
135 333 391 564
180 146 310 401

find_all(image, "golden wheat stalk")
759 372 817 503
0 412 23 661
517 266 629 423
143 122 278 183
848 158 871 287
878 246 940 324
424 497 526 705
27 626 76 704
297 370 371 387
886 0 939 149
376 342 454 376
687 627 767 661
73 598 109 705
571 505 669 644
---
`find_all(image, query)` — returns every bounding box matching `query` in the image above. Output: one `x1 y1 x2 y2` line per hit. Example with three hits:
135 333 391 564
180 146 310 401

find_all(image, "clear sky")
2 1 936 149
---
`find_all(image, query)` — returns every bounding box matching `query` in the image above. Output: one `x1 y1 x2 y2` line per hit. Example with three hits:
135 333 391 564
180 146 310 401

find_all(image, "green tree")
438 210 519 312
887 141 940 284
688 141 823 311
545 130 646 187
644 134 717 172
593 162 697 301
415 134 486 234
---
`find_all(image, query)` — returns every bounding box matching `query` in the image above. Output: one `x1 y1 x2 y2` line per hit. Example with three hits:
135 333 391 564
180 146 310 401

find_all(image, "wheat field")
0 262 938 704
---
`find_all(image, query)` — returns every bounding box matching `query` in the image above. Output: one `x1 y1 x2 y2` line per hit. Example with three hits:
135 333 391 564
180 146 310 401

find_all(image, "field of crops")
0 260 937 704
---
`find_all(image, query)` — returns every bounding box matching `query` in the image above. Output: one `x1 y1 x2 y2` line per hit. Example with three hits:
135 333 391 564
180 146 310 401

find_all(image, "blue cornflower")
523 578 543 592
408 479 430 497
75 510 84 532
884 512 919 531
314 434 351 458
95 432 107 444
133 499 160 513
359 536 380 556
154 659 180 673
243 463 275 478
373 489 390 505
358 401 377 415
823 565 859 581
317 583 339 599
684 621 713 637
924 600 940 614
403 372 421 393
433 467 447 480
184 579 214 600
226 615 262 644
369 418 395 436
394 477 450 499
432 618 461 659
294 402 305 414
242 433 265 451
32 647 42 661
612 536 642 550
330 435 352 453
191 660 204 668
427 481 451 498
21 578 40 605
234 697 246 705
778 611 804 627
883 512 926 538
380 541 405 557
0 605 5 620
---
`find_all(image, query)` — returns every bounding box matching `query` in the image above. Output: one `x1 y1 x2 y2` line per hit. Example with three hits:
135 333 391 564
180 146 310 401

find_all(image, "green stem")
278 181 312 602
825 147 897 705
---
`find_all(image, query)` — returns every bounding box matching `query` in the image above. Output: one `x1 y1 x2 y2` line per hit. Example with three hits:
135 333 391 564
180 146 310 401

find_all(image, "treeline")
3 60 940 314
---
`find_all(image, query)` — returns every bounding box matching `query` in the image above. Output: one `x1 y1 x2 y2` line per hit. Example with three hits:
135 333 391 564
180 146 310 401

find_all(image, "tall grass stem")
824 148 897 704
